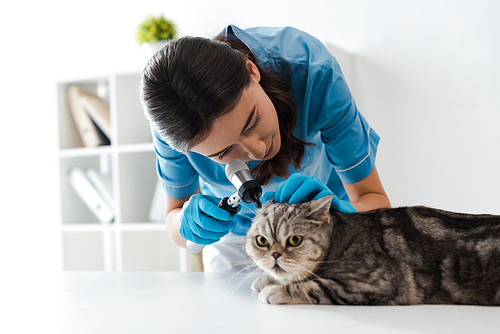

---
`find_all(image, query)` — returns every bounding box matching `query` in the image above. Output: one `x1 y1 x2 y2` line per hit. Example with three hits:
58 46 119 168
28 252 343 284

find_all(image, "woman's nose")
241 136 266 160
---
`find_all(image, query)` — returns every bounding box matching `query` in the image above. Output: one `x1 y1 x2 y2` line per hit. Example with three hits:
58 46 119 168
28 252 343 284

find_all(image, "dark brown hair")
141 34 312 185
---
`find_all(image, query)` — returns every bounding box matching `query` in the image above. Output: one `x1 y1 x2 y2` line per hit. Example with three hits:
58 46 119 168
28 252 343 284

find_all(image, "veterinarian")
140 25 391 273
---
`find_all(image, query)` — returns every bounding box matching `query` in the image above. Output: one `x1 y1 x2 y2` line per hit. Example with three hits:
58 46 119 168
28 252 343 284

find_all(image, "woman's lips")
262 139 274 160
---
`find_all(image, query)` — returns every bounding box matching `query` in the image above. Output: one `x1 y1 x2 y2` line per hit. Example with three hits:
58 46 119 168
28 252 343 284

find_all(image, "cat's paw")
252 275 279 292
251 276 267 292
258 281 331 305
259 285 291 304
251 275 276 292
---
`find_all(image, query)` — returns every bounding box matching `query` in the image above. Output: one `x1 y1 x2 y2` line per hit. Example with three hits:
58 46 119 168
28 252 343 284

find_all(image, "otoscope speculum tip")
226 159 263 209
238 179 262 209
248 190 262 208
254 196 262 209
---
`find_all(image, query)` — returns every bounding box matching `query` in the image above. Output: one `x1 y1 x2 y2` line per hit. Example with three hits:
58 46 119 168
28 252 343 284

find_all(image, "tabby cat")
246 195 500 305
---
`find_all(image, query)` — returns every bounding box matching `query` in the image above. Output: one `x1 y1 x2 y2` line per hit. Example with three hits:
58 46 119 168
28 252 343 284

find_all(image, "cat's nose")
272 252 281 259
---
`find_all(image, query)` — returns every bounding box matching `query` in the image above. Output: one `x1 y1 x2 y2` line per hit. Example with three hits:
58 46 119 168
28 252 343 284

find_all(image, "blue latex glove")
263 173 357 213
179 194 236 245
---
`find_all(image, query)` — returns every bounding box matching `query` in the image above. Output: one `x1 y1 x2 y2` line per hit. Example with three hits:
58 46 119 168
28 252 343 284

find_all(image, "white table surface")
5 272 499 334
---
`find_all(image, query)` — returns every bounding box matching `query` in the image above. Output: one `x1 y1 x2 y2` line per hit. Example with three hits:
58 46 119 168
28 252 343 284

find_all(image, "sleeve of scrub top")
308 58 380 184
151 129 199 199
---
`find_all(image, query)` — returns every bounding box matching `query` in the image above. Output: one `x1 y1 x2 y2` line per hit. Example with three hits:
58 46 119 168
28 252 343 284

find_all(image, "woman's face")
190 61 281 164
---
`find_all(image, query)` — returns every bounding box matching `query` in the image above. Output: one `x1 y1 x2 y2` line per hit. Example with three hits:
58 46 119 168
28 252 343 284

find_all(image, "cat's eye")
287 235 303 247
256 235 269 247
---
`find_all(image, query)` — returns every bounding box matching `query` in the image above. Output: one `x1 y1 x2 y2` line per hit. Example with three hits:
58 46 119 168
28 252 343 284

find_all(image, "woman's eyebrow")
241 106 256 134
206 106 256 158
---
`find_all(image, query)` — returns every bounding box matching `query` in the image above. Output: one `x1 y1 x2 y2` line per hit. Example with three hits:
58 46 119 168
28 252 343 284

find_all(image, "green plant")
135 15 177 45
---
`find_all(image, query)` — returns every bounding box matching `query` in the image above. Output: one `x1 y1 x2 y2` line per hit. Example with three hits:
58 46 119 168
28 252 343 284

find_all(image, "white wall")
348 1 500 214
1 0 498 273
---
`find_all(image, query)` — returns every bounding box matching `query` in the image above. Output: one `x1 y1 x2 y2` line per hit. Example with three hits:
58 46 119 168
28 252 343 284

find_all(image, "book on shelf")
79 89 112 139
67 85 111 147
86 168 114 211
69 167 114 224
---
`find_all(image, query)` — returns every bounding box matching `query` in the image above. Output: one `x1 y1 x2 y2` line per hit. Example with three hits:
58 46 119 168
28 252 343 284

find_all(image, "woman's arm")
165 192 196 248
343 166 391 212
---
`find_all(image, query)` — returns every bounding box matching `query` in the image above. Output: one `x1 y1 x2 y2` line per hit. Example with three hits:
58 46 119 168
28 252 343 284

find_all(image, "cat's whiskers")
285 264 324 304
276 256 313 282
289 271 316 304
228 266 263 295
232 261 259 277
294 261 322 281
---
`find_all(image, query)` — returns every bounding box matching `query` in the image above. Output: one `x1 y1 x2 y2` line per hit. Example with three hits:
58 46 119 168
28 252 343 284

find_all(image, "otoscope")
186 159 262 253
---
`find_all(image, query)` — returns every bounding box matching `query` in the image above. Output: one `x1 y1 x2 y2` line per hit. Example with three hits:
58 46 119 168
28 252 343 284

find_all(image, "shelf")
116 142 154 153
120 223 165 231
59 142 154 158
121 230 179 271
62 231 105 270
118 150 158 223
61 222 165 232
59 145 113 158
59 155 114 225
56 72 183 272
57 79 110 150
111 73 152 145
57 72 151 150
61 224 113 232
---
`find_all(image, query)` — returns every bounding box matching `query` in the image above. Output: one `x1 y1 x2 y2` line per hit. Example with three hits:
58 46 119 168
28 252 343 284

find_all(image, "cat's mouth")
272 264 285 274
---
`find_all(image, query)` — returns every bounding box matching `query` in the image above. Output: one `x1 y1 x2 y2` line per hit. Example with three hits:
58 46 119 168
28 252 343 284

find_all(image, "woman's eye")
287 235 303 247
243 114 260 136
256 235 269 247
218 146 233 160
245 116 260 134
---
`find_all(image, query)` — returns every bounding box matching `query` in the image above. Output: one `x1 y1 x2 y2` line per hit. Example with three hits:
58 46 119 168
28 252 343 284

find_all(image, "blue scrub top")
151 25 380 235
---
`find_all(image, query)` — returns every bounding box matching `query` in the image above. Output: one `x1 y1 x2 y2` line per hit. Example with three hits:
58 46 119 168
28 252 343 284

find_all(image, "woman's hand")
263 173 356 213
179 194 236 245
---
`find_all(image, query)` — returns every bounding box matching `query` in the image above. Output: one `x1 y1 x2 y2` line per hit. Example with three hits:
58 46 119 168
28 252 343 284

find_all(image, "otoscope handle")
217 197 239 217
186 197 238 254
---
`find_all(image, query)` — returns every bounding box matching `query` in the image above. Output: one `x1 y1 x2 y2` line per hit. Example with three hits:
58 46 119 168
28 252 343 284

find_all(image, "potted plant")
136 15 177 54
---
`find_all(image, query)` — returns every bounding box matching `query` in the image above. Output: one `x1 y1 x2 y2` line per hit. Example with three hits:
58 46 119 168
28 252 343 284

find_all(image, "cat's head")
246 195 334 284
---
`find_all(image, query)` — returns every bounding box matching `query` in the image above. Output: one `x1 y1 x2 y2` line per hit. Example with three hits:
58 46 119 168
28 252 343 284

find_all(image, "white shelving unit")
56 72 191 271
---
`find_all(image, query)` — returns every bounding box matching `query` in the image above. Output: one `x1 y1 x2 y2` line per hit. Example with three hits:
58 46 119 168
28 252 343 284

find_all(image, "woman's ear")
246 59 261 82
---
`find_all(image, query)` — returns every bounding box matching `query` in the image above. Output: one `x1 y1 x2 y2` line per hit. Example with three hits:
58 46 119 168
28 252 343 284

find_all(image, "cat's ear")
306 195 333 222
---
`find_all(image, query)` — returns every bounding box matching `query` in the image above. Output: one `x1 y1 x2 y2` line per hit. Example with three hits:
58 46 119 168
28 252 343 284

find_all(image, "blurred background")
1 0 498 275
